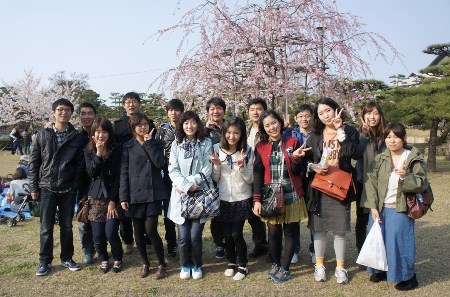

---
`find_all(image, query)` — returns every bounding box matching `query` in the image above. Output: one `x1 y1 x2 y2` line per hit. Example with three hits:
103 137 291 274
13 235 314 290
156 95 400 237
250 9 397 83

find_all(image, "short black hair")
206 97 226 112
384 122 408 148
247 97 267 111
294 104 313 117
166 99 184 113
13 167 27 180
122 92 141 104
78 102 97 115
52 98 74 113
128 112 156 137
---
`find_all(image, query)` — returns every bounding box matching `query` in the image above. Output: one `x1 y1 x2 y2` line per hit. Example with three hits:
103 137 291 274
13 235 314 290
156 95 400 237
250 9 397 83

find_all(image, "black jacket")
155 122 176 171
84 144 122 203
114 113 133 145
119 138 168 204
29 123 84 193
304 124 359 211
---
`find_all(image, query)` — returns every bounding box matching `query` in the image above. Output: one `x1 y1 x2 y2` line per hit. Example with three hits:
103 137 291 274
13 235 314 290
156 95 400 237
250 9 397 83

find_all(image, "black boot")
395 273 418 291
369 272 387 283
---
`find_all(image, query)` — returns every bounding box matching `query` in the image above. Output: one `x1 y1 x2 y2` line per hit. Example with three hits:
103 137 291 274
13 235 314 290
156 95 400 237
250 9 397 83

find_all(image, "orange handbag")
311 166 355 201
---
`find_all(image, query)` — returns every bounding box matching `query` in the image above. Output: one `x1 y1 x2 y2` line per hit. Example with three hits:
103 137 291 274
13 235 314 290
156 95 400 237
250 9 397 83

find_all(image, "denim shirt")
167 138 213 224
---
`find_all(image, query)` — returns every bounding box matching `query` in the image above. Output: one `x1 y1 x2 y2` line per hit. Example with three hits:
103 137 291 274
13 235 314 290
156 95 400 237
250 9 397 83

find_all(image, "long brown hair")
359 101 386 143
88 117 115 154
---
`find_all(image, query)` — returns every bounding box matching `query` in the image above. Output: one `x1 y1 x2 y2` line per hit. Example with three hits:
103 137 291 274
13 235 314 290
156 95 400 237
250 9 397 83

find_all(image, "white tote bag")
356 219 388 271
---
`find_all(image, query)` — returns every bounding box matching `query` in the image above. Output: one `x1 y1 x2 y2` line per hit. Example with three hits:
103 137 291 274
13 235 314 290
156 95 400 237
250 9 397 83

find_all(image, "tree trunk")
427 119 439 172
445 143 450 161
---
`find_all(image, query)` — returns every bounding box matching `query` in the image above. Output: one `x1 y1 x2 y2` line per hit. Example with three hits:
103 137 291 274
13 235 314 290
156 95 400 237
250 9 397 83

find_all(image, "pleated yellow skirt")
261 196 308 225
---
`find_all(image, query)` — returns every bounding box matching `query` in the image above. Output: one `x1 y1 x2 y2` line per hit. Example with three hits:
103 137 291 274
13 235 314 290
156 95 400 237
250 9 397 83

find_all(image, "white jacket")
212 144 253 202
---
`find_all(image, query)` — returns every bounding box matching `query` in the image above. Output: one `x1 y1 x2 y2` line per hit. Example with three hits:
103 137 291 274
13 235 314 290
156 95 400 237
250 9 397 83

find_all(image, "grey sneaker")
335 267 349 284
215 246 225 259
84 254 94 265
61 259 81 271
271 267 292 284
36 263 51 276
267 263 280 279
314 264 326 282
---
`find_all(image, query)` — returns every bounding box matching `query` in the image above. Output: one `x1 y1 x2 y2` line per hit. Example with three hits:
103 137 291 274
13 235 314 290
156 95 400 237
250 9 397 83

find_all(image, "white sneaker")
314 264 326 282
179 266 191 280
232 267 248 281
192 266 203 280
310 252 316 264
291 253 299 264
335 267 348 284
224 264 236 277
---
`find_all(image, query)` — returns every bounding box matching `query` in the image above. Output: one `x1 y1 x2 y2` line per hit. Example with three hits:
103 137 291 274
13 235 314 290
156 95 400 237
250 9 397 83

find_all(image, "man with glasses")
30 98 85 276
283 104 315 265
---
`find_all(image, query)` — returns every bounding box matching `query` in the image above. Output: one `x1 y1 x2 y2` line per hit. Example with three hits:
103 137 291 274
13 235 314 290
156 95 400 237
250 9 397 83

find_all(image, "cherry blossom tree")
0 69 78 130
151 0 399 118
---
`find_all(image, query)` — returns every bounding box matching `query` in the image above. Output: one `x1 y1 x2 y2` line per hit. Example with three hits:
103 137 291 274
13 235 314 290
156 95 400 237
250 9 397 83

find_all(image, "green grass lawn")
1 152 449 296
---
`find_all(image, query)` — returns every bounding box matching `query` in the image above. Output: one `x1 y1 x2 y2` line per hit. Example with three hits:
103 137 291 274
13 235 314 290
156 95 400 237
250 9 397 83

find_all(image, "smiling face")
133 120 150 138
94 126 109 143
385 131 404 154
317 104 336 128
263 115 282 141
208 104 225 124
295 109 313 130
364 109 381 128
53 104 73 124
79 107 96 130
248 103 265 125
225 125 241 149
183 118 198 140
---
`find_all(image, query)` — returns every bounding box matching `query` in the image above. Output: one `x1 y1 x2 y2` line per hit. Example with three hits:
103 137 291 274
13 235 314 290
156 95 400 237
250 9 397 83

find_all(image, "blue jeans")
91 219 123 261
177 219 205 267
39 188 76 263
367 208 416 283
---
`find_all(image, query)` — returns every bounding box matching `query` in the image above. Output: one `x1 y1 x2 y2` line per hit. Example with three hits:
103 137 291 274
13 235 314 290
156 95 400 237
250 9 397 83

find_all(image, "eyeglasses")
296 115 311 120
136 122 149 127
124 100 139 106
55 108 72 114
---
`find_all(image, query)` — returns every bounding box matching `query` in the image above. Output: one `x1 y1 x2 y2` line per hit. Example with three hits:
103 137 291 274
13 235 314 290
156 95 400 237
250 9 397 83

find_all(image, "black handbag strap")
199 172 211 189
188 148 196 175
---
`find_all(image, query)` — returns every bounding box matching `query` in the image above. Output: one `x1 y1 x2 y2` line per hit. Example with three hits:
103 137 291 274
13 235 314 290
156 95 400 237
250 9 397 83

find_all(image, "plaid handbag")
181 172 220 219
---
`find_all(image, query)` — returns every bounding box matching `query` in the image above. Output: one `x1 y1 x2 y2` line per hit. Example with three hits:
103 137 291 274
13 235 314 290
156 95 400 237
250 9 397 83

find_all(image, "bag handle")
199 172 211 189
188 147 196 175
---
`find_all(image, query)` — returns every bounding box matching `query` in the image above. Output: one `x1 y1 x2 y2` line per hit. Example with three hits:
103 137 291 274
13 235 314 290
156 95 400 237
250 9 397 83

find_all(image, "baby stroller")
0 183 33 227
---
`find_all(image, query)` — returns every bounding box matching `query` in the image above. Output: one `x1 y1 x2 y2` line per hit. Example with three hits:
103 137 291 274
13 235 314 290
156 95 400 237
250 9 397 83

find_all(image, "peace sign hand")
237 149 246 168
394 160 407 177
283 114 292 129
92 135 106 156
360 116 370 136
292 143 311 158
210 153 221 166
206 115 215 129
332 108 344 129
144 128 155 141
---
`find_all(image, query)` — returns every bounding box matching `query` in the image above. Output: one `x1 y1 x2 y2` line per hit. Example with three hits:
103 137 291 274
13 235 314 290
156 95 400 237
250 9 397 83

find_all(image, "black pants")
267 222 296 271
162 174 177 248
355 182 369 252
247 203 268 252
91 219 123 261
132 216 165 266
210 217 225 247
119 216 134 245
222 220 247 266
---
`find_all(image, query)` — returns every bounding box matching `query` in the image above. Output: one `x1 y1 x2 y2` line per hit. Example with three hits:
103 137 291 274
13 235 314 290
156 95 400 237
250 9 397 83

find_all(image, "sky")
1 0 449 103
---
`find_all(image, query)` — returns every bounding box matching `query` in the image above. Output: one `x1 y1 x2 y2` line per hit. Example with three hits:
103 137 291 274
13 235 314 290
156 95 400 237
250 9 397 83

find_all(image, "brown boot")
155 265 167 280
140 264 149 278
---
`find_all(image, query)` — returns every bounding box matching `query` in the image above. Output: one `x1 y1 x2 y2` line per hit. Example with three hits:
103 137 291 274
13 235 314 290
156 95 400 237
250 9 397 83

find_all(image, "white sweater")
212 144 254 202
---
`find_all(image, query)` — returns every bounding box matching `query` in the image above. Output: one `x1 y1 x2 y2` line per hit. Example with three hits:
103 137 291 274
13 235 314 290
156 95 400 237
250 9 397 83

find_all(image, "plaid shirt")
269 141 298 205
53 124 69 148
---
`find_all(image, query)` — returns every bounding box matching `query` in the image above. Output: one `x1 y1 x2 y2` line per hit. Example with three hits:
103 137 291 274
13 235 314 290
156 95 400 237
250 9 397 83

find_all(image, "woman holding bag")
304 97 359 284
361 123 428 291
168 111 213 280
252 110 309 284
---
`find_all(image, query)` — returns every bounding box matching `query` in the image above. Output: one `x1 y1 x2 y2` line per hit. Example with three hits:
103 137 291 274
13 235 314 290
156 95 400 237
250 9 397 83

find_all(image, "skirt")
88 197 124 222
262 197 308 225
128 201 162 219
308 193 350 233
219 198 252 223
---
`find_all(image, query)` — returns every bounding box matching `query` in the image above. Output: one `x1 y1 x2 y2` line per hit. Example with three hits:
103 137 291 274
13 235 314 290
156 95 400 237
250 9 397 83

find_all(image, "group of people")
9 123 32 155
27 93 428 291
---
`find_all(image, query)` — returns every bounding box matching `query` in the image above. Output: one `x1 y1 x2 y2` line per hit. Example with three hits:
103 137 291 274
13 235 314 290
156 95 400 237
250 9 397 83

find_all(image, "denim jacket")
167 138 213 224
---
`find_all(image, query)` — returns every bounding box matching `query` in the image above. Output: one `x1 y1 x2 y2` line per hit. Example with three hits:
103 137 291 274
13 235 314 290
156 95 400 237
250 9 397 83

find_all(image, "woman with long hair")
353 102 387 259
252 110 309 284
168 111 213 280
305 97 359 284
84 117 123 274
119 113 168 279
361 123 428 290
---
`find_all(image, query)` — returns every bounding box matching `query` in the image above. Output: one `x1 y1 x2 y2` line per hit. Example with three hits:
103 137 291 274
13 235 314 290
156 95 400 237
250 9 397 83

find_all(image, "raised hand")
332 108 344 129
283 114 292 129
210 153 221 166
237 149 245 168
206 115 215 129
92 135 106 156
360 116 370 136
394 160 407 177
144 128 155 141
292 143 311 158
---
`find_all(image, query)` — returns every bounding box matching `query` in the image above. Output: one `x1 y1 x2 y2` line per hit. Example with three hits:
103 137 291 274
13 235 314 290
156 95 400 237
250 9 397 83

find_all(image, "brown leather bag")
406 186 434 220
311 166 355 201
76 197 90 223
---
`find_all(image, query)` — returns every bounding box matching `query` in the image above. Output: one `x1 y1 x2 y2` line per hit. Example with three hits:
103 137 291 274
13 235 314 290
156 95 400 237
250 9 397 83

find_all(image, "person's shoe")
36 263 51 276
180 266 191 280
314 264 326 282
369 272 387 283
124 244 133 254
155 265 167 280
249 247 268 258
224 263 236 277
140 264 149 278
99 261 109 274
335 267 349 284
291 253 299 264
215 246 225 259
167 245 177 258
395 274 418 291
84 254 94 265
271 267 292 284
357 263 366 270
112 261 123 273
310 252 316 264
192 266 203 280
61 259 81 271
267 263 280 279
233 266 248 281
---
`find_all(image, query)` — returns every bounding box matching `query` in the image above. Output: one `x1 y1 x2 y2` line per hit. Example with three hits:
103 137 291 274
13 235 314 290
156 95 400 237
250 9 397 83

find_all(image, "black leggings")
222 220 247 266
132 216 166 266
267 222 296 271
